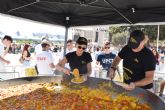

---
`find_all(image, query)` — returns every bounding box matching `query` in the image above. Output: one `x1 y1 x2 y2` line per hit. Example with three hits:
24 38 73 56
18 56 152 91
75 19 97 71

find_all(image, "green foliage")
16 39 37 44
108 25 163 43
112 32 129 46
160 25 165 40
109 26 128 34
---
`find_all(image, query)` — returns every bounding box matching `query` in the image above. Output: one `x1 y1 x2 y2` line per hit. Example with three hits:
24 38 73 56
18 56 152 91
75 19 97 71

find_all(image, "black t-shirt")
97 53 116 71
118 45 156 89
65 51 92 74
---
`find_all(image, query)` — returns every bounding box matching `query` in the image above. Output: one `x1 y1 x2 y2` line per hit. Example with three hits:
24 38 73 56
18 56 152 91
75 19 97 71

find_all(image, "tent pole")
63 16 70 55
63 26 68 55
156 25 160 51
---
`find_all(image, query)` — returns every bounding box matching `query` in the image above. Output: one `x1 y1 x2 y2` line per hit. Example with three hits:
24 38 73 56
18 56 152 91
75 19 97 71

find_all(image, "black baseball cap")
76 37 87 45
127 30 145 49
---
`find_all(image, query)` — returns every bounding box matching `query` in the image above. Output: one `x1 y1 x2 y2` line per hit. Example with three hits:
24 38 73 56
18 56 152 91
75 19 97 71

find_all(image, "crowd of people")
0 30 165 95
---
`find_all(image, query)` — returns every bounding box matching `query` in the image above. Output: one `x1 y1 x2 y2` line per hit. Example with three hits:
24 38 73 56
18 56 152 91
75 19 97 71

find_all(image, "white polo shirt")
36 51 54 75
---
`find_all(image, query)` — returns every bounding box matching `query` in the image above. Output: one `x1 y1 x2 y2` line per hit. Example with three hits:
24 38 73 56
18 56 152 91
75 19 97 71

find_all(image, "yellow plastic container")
25 67 37 77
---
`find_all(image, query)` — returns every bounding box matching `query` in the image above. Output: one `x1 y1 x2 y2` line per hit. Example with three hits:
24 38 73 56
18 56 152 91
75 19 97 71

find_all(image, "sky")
0 13 66 39
0 13 95 41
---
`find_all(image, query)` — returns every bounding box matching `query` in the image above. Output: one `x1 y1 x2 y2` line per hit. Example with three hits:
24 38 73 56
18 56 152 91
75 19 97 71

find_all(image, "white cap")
41 39 50 45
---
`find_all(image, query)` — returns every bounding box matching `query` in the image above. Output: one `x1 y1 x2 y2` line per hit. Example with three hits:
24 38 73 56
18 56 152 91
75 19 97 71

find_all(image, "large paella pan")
0 76 164 110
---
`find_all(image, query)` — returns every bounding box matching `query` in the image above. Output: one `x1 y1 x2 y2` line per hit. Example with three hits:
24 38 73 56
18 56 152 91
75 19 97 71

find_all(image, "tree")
112 32 129 46
108 25 159 42
160 25 165 40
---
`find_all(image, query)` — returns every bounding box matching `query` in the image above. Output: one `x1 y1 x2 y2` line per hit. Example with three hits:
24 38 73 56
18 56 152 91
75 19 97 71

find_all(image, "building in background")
72 26 109 47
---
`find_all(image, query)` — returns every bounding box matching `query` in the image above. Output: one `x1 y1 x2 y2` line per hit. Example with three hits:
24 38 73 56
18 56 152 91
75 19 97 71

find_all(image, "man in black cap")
109 30 156 91
56 37 92 77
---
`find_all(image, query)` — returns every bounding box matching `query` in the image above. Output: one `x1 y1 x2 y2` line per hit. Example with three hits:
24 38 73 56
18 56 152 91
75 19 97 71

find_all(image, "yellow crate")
25 68 37 76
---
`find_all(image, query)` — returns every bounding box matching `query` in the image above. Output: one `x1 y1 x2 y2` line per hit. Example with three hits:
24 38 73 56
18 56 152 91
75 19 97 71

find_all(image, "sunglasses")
104 47 110 49
78 46 86 50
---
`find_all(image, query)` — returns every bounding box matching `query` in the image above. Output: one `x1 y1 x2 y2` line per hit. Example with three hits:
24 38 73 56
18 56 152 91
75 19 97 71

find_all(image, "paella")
0 82 152 110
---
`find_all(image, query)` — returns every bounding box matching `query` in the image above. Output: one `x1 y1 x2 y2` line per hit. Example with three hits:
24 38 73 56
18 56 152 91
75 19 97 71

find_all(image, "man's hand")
109 68 116 79
122 82 135 91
